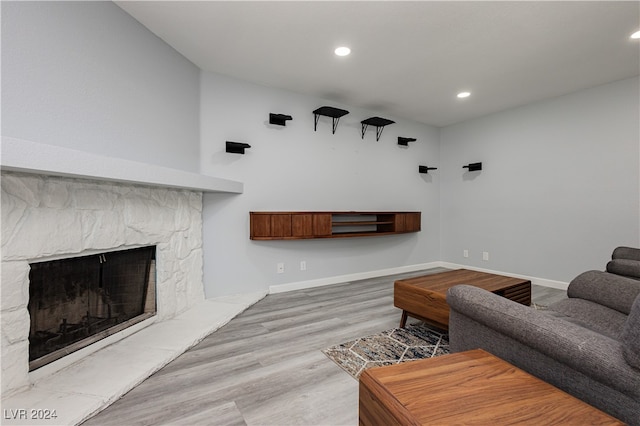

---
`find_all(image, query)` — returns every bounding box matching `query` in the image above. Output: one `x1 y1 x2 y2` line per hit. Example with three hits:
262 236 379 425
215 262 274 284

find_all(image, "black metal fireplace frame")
28 246 157 371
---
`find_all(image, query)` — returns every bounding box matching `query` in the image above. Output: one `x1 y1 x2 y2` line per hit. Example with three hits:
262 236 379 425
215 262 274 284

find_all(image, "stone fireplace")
1 171 205 397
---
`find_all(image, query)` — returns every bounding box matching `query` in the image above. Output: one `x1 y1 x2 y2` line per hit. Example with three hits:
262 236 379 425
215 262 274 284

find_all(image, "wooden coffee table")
359 349 622 425
394 269 531 328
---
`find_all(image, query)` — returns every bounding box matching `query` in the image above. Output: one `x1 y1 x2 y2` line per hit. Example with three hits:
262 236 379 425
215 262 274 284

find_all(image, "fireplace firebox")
28 246 156 370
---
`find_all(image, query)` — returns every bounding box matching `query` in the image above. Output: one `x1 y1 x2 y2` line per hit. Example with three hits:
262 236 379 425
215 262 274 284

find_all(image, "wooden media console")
250 211 421 240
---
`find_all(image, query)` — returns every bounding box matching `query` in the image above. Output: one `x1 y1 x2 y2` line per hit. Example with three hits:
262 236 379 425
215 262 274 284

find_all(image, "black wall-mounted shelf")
361 117 395 141
463 162 482 171
313 106 349 134
398 137 417 146
419 165 437 174
269 113 292 126
226 141 251 154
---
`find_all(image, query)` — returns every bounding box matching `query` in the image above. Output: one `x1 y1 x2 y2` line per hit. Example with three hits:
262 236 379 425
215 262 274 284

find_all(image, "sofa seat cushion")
549 298 627 340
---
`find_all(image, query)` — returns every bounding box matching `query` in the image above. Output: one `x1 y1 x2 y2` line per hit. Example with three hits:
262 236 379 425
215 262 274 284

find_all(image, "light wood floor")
83 268 565 426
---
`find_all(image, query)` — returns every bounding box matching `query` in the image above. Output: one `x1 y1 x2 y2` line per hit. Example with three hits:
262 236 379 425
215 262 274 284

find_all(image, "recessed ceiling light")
631 30 640 40
335 46 351 57
457 91 471 99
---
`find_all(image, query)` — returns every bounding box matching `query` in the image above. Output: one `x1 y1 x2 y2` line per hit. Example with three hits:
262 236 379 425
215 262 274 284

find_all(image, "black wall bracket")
398 137 417 146
419 165 438 174
463 162 482 171
226 141 251 154
361 117 395 141
269 113 292 126
313 106 349 134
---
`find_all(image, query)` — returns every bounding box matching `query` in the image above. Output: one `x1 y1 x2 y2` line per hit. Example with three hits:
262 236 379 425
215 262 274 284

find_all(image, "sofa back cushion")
607 259 640 280
568 271 640 315
612 246 640 261
620 294 640 370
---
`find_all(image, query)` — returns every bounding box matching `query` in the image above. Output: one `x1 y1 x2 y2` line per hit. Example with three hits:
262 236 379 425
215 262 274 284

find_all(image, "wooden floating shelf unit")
250 211 421 240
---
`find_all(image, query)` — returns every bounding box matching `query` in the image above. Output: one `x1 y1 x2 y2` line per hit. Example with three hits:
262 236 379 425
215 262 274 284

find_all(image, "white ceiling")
116 1 640 127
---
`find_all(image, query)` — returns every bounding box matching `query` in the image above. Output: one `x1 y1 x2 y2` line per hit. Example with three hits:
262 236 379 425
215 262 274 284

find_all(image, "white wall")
4 1 638 296
200 72 441 297
440 77 640 282
1 1 200 172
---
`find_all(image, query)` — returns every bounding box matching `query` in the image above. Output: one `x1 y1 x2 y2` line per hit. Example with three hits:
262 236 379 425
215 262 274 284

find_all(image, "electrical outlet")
277 262 285 273
483 252 489 261
463 249 469 258
300 260 307 271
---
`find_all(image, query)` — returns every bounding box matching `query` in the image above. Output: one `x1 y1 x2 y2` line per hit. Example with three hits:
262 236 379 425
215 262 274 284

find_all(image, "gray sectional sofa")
447 257 640 424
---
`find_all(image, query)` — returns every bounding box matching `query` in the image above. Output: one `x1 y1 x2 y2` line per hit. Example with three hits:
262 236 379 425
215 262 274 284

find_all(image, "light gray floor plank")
531 284 568 306
83 268 564 426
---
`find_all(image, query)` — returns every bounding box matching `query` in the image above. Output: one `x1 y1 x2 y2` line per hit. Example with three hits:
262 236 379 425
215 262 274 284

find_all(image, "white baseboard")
268 262 442 293
269 261 569 294
438 262 569 290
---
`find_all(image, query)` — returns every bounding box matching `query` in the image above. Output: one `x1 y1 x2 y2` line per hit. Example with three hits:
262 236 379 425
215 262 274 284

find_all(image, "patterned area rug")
322 322 449 379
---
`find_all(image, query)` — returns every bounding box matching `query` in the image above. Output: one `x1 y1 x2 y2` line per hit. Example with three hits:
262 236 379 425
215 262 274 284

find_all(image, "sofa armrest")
446 285 639 396
568 270 640 314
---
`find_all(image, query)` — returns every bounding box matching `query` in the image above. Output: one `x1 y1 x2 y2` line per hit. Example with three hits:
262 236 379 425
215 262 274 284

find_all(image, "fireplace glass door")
28 246 156 370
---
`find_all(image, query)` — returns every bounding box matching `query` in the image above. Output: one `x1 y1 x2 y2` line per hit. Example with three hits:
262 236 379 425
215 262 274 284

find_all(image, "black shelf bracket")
313 106 349 134
463 162 482 171
226 141 251 154
361 117 395 141
269 113 292 126
419 165 438 174
398 137 417 146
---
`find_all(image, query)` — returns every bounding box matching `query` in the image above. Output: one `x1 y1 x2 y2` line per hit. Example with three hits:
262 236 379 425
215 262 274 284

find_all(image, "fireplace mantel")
1 136 243 193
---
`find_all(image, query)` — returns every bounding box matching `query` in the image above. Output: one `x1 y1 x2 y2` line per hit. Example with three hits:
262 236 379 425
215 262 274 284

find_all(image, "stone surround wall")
1 172 205 396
